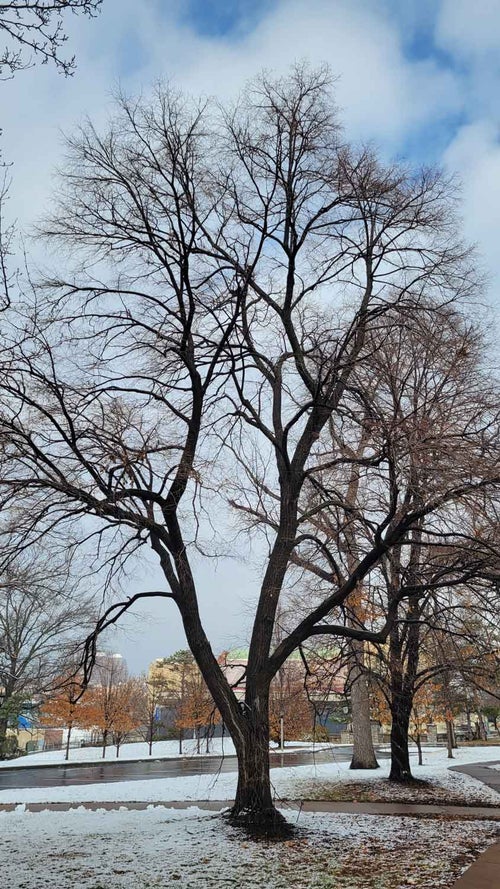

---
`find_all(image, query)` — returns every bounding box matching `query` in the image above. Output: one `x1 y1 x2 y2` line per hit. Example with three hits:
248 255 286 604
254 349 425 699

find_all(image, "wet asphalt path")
0 746 389 790
450 760 500 796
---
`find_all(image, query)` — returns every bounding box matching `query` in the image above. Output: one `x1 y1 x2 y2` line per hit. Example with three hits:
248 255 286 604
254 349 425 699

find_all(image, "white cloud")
173 0 461 144
444 120 500 287
436 0 500 58
434 0 500 120
2 0 462 237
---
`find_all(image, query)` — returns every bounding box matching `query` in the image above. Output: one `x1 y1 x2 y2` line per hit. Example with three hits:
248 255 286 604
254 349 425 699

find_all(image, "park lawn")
0 805 497 889
279 746 500 808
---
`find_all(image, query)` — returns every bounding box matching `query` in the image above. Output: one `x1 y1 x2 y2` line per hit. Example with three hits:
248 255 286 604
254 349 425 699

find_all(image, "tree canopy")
0 65 498 833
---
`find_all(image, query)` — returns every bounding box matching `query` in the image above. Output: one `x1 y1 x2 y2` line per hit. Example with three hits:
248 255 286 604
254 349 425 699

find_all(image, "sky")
2 0 500 673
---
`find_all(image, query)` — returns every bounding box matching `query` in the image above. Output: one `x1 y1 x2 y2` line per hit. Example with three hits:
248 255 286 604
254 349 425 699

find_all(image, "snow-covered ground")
0 805 497 889
286 745 500 806
0 744 498 806
1 746 499 888
0 737 333 768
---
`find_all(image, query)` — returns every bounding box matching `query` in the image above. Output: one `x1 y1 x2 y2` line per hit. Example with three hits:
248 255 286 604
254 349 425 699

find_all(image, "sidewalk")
451 841 500 888
1 797 499 820
450 760 500 794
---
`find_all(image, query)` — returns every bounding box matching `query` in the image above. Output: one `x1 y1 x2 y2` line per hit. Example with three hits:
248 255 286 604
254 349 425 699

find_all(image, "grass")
2 806 498 888
284 777 500 807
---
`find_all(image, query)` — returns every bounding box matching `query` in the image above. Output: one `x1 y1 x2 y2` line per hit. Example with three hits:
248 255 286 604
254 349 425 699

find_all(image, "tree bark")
229 699 290 836
446 719 454 759
387 567 422 784
349 641 379 770
0 715 9 761
478 712 487 741
65 723 72 762
415 732 423 766
389 693 413 782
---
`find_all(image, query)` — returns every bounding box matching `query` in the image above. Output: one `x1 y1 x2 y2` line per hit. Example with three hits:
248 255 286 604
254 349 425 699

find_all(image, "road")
0 746 389 790
450 760 500 796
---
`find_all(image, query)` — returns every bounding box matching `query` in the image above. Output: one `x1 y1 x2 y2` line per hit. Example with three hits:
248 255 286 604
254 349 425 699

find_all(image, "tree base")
388 770 416 784
225 803 295 839
350 758 379 770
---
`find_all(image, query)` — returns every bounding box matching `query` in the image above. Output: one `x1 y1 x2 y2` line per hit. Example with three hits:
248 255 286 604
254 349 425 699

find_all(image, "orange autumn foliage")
175 671 219 735
40 676 95 732
269 667 315 743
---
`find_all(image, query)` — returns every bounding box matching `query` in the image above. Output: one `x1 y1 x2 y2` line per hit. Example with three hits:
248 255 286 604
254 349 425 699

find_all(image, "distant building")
147 646 349 738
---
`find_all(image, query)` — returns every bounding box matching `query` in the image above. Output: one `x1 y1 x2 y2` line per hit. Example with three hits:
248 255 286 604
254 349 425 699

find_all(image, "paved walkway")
1 797 499 820
451 840 500 888
450 759 500 794
446 759 500 886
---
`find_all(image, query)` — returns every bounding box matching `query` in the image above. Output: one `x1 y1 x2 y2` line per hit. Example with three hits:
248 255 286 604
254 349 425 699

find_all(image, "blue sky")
5 0 499 238
181 0 277 36
2 0 499 672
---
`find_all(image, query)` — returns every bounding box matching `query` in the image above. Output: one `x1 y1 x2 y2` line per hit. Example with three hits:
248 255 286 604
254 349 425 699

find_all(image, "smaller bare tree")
87 653 130 758
0 549 94 759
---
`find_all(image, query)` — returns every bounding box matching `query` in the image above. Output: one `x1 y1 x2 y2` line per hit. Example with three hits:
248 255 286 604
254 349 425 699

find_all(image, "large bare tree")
0 67 498 833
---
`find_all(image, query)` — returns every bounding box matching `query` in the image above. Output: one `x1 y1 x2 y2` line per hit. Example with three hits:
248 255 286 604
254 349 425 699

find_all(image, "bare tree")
87 653 131 758
334 311 500 782
139 671 170 755
269 658 314 746
40 666 96 760
175 667 219 755
0 67 498 834
0 548 94 758
0 0 102 77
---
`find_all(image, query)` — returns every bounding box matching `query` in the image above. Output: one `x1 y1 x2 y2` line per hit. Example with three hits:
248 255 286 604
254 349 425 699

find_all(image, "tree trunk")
172 559 291 835
415 732 423 766
349 642 378 769
446 719 454 759
65 723 72 762
0 715 9 761
229 706 290 837
478 712 487 741
102 729 107 759
389 695 413 782
466 709 473 740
